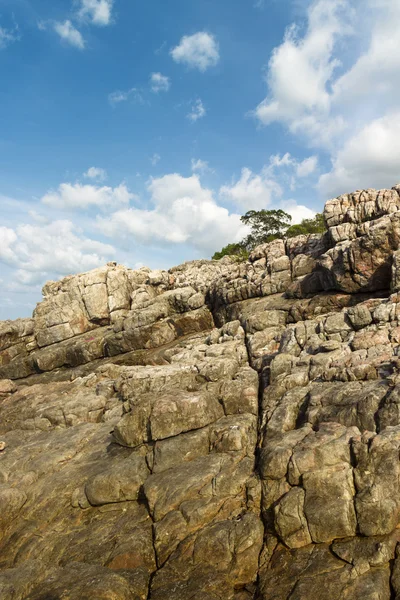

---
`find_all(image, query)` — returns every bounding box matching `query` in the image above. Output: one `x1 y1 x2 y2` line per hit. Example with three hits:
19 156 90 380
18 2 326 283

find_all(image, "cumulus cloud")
171 32 220 72
0 221 115 285
187 99 206 122
97 173 248 253
267 153 319 191
220 167 282 211
54 20 85 49
219 163 319 220
253 0 352 142
84 167 107 181
295 155 318 178
252 0 400 200
254 1 346 121
282 201 316 224
41 182 135 210
319 113 400 198
0 227 18 264
150 154 161 166
77 0 114 26
314 1 400 196
268 153 293 170
269 153 318 178
150 72 170 93
332 0 400 110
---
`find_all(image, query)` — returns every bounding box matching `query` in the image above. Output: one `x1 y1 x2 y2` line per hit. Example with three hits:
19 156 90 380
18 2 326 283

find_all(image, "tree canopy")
212 242 248 261
285 213 326 238
212 210 326 260
240 209 292 249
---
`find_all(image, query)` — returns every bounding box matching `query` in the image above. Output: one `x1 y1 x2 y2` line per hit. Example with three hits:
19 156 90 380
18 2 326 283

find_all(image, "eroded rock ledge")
1 186 400 598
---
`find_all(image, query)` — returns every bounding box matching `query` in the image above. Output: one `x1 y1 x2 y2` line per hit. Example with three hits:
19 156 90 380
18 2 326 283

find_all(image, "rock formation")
2 186 400 598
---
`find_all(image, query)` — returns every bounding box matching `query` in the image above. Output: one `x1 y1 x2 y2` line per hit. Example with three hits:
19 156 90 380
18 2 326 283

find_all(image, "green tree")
240 209 292 249
212 209 293 260
212 210 327 261
212 242 248 261
285 213 326 238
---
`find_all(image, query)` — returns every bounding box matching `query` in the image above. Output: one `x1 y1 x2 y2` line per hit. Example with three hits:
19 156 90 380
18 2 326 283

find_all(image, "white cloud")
268 153 318 178
252 0 400 201
150 72 171 93
84 167 107 181
154 41 167 55
150 154 161 166
108 90 129 105
332 1 400 110
54 20 85 49
28 210 49 225
296 155 318 178
220 167 282 211
266 153 319 191
319 112 400 198
41 182 135 210
219 161 319 217
98 173 248 253
77 0 114 26
108 88 142 106
0 23 20 49
282 201 316 224
253 0 353 141
0 227 18 264
187 99 206 122
268 153 293 170
191 158 211 173
171 32 220 72
0 221 115 285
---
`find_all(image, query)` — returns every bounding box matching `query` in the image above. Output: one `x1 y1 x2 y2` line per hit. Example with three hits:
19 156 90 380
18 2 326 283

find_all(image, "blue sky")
1 0 400 320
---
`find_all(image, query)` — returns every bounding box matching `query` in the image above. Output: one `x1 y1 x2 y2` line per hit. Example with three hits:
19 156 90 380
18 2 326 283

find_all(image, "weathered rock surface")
2 185 400 598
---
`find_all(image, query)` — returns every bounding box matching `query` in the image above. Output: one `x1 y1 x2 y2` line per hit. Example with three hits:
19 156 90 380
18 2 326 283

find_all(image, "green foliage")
285 213 326 238
240 209 292 250
212 242 249 261
212 210 326 261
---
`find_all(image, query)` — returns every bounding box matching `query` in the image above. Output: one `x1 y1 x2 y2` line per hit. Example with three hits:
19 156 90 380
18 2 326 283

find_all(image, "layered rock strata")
1 186 400 598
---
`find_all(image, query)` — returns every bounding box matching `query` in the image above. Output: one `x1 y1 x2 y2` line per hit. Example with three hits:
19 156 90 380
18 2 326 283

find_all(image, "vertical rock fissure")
389 554 397 600
244 324 269 600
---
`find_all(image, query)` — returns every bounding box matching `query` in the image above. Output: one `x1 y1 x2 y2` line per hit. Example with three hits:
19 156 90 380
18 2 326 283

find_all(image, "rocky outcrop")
2 184 400 598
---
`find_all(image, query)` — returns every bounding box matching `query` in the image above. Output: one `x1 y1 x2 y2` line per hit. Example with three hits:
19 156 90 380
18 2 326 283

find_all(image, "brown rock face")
2 185 400 598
